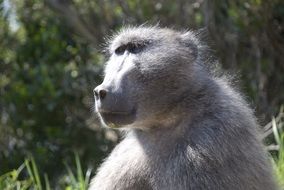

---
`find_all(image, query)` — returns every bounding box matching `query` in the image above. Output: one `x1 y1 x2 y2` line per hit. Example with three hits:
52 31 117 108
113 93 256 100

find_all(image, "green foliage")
0 157 46 189
63 153 92 190
1 0 109 180
0 154 91 189
270 107 284 187
275 135 284 187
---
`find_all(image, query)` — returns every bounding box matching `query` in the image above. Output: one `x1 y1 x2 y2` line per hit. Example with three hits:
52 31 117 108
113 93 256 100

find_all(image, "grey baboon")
90 26 277 190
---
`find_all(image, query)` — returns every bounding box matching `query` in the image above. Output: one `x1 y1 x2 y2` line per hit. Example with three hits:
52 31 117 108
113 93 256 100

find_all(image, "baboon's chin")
99 109 136 128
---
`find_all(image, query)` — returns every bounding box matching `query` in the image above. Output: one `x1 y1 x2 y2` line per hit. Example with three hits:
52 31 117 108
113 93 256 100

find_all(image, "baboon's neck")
128 77 224 155
130 124 189 158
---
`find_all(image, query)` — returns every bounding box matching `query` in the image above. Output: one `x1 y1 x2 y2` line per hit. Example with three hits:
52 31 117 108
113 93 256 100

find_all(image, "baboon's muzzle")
94 85 136 126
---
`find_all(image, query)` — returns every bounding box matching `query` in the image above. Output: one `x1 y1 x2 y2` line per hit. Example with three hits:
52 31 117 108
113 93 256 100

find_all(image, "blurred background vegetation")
0 0 283 188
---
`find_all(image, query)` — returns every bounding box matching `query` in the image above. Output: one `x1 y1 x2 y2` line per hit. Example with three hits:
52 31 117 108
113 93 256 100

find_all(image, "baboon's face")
94 27 198 128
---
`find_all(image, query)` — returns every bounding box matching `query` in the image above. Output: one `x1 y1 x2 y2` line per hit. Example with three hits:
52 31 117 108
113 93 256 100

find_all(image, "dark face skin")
94 28 197 128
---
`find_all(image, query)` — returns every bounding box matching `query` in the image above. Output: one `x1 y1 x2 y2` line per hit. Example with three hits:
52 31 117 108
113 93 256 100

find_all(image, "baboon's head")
94 26 201 129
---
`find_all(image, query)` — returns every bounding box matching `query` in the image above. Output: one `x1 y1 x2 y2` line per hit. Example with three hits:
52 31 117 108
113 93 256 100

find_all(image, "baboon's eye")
114 41 149 55
126 43 144 54
115 45 127 55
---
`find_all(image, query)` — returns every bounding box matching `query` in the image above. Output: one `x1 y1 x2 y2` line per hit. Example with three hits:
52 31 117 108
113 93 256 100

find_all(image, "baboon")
90 26 277 190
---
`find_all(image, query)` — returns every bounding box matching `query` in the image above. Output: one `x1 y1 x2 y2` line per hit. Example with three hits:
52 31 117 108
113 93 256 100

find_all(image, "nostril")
99 89 107 99
94 86 107 100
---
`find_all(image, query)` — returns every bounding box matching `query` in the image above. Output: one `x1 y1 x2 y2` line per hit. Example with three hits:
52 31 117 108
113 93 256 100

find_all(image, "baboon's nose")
94 86 107 100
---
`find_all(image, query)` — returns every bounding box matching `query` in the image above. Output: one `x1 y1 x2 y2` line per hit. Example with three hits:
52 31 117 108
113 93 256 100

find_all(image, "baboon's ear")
179 31 198 61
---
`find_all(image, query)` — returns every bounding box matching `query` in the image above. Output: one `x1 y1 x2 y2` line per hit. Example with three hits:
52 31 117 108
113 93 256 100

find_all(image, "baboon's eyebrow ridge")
110 38 153 54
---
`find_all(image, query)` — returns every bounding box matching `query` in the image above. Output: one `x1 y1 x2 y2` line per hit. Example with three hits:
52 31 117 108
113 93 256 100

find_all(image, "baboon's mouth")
98 110 132 115
98 108 136 127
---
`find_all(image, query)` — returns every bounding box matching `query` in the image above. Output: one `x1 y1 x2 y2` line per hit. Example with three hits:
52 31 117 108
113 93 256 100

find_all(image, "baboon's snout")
93 84 136 126
93 84 128 113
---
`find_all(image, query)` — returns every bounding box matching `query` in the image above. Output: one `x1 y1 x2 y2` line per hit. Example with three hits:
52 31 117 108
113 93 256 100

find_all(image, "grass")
0 108 283 189
0 153 92 190
274 131 284 187
269 108 284 187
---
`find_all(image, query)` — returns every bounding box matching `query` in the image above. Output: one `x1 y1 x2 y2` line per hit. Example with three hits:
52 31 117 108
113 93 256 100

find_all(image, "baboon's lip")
98 109 133 115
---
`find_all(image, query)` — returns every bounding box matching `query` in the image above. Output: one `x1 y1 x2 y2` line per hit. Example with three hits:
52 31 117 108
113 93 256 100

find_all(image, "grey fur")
90 26 277 190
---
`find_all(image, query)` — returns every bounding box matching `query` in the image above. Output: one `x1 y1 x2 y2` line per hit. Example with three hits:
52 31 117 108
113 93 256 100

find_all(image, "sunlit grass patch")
0 153 92 190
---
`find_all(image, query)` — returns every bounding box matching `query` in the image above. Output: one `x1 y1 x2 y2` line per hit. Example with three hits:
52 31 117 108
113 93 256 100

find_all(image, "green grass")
0 108 283 189
274 132 284 187
262 106 284 188
0 153 92 190
270 108 284 187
